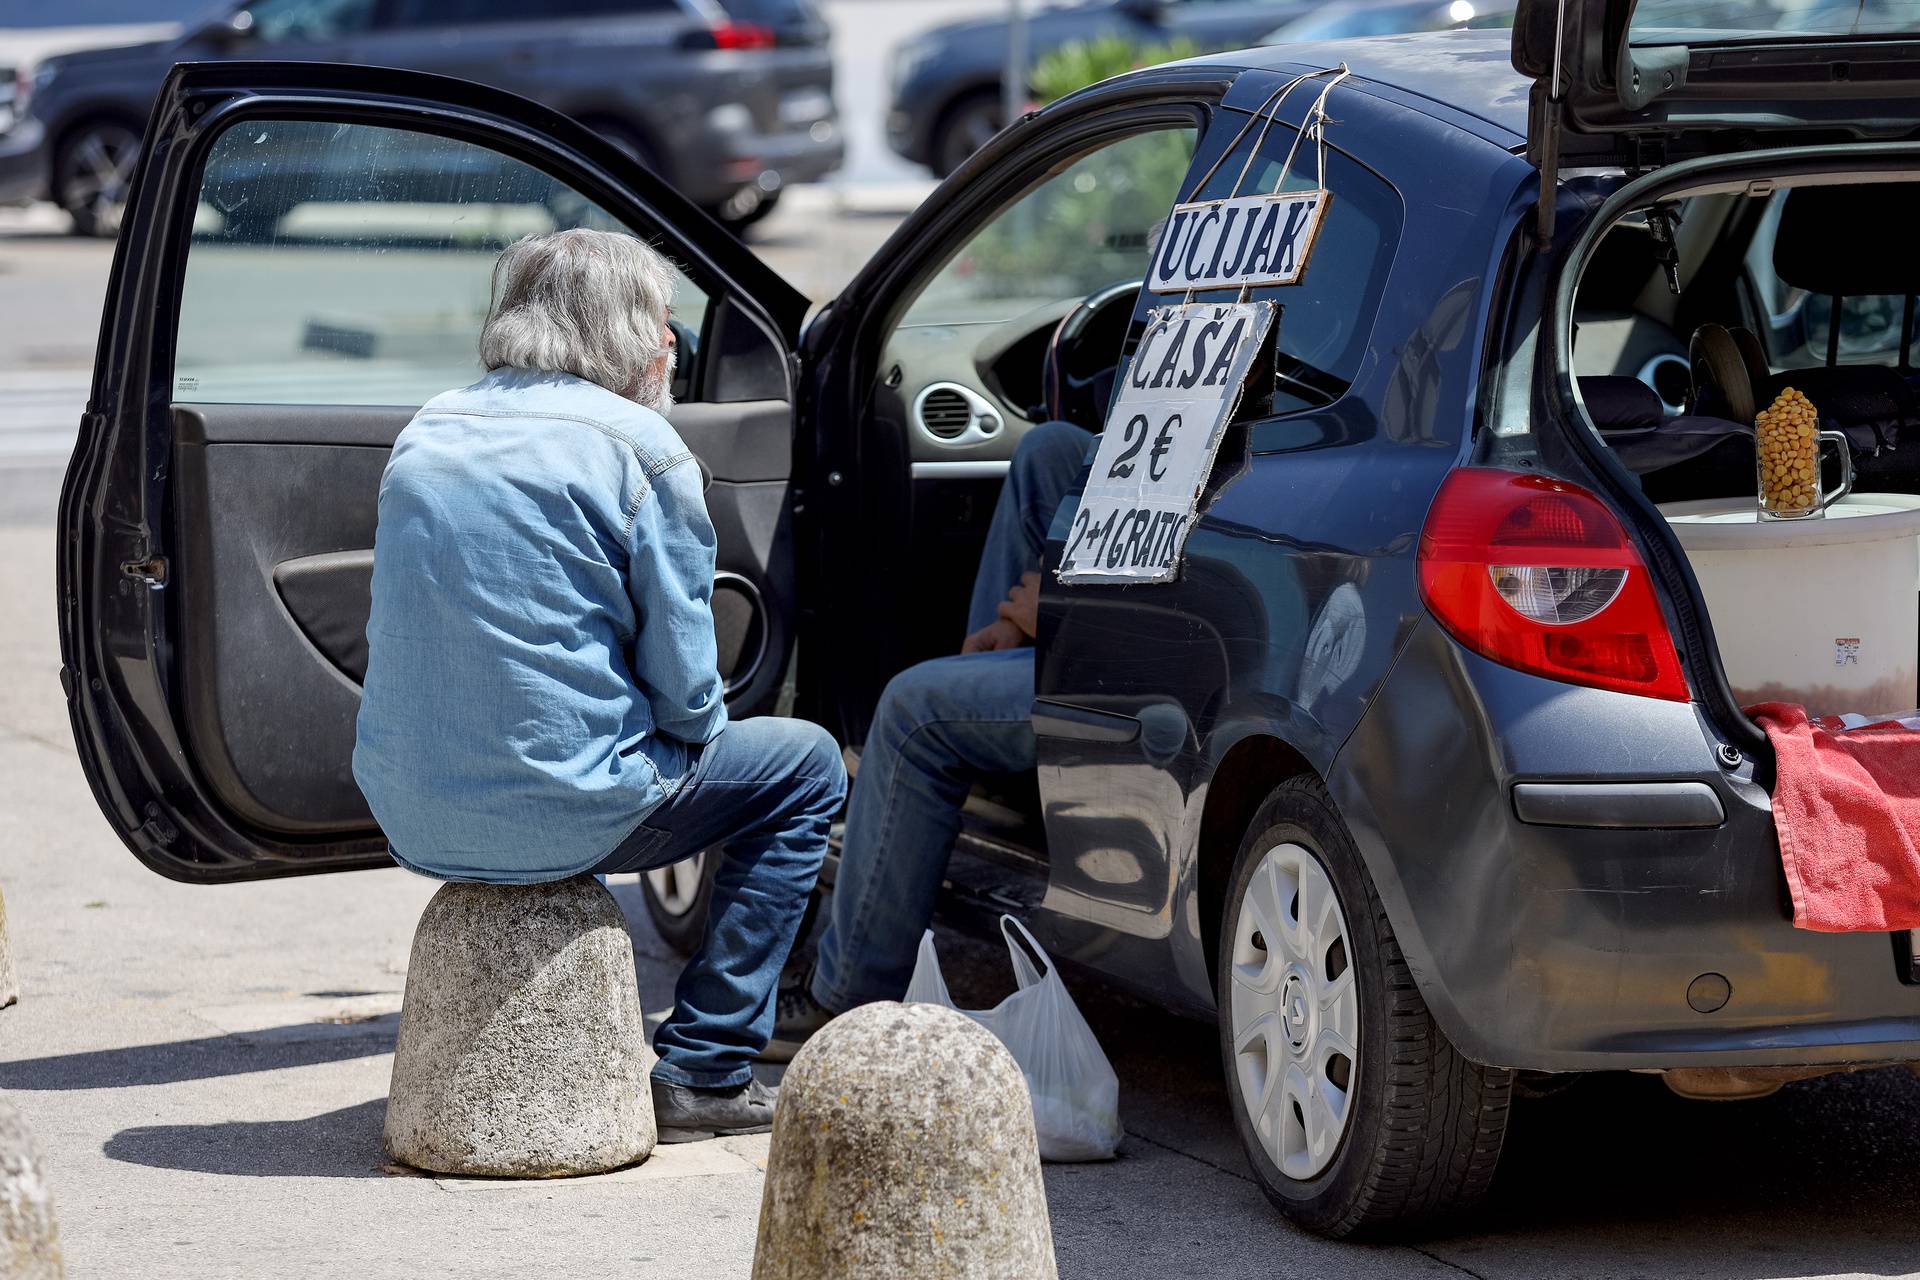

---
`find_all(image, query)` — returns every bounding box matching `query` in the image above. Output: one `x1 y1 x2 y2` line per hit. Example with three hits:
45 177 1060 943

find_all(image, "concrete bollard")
383 877 654 1177
752 1001 1057 1280
0 1096 63 1279
0 886 16 1010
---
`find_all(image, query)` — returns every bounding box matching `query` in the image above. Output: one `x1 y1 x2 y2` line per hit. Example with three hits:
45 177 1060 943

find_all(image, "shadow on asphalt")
104 1098 392 1179
0 1017 396 1090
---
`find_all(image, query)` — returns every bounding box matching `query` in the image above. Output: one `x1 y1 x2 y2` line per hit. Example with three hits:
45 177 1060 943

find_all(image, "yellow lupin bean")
1756 387 1821 514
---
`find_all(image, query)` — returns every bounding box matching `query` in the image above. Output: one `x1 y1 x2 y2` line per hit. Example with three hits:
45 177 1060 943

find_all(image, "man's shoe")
760 977 838 1063
650 1077 778 1144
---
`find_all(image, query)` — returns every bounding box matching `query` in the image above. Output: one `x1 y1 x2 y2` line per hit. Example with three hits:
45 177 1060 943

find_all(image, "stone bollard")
383 877 654 1177
0 1096 63 1279
0 886 16 1010
752 1002 1057 1280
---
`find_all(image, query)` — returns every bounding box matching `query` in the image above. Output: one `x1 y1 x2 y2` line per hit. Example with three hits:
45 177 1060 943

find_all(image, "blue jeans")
594 716 846 1088
812 420 1091 1011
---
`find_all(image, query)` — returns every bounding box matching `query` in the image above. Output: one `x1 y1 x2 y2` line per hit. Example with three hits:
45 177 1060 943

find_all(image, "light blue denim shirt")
353 367 727 882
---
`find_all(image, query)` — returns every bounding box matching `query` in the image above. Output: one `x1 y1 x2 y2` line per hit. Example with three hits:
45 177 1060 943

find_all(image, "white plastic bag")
904 915 1121 1162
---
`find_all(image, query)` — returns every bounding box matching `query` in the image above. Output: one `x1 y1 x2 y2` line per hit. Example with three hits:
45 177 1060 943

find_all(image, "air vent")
912 382 1004 447
920 387 972 439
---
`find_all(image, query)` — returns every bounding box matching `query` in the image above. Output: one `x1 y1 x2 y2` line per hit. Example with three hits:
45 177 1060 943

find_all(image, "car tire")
702 186 781 236
1215 776 1514 1239
641 851 718 957
589 120 665 176
931 87 1005 178
55 118 142 239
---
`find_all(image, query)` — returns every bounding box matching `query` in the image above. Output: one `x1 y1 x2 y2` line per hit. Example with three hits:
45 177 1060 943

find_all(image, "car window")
1745 190 1914 369
900 125 1199 327
245 0 377 41
173 119 709 407
1177 119 1403 417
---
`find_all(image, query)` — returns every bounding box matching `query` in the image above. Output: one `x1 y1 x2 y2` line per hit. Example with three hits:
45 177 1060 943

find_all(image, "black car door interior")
170 398 793 835
63 64 809 879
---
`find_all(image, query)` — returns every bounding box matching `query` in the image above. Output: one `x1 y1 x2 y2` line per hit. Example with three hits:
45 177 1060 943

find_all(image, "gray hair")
478 228 677 407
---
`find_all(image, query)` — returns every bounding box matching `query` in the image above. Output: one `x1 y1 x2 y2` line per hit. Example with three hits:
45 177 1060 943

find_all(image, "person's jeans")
965 420 1095 634
810 648 1038 1010
594 716 846 1088
811 420 1091 1011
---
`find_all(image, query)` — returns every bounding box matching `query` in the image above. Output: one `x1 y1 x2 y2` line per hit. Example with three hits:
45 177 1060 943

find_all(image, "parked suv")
0 0 839 236
886 0 1306 177
61 0 1920 1239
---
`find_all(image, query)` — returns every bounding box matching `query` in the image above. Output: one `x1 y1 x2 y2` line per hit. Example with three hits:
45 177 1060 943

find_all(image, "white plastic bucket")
1659 494 1920 718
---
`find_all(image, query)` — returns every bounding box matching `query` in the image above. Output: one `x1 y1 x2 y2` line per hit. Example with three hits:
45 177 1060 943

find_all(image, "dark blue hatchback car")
61 0 1920 1237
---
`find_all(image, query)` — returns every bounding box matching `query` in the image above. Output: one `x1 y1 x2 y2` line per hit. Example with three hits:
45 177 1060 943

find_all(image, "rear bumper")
0 117 49 204
1329 619 1920 1072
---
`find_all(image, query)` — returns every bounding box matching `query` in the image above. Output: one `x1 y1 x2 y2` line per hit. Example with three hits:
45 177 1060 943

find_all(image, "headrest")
1775 184 1920 296
1578 375 1664 432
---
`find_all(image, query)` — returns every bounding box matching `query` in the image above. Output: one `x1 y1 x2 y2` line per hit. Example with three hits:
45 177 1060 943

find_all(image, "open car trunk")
1566 166 1920 733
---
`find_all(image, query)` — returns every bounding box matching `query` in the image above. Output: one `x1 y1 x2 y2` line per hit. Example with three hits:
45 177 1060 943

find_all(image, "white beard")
635 349 676 417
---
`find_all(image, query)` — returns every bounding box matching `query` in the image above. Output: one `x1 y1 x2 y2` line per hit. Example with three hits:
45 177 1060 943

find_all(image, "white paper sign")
1147 191 1330 293
1058 300 1276 584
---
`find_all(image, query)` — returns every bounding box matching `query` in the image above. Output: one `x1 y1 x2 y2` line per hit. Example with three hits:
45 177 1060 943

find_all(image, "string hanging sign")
1148 67 1348 293
1059 67 1348 586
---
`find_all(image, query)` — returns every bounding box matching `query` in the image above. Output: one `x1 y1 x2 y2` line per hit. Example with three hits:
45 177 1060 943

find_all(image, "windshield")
1628 0 1920 43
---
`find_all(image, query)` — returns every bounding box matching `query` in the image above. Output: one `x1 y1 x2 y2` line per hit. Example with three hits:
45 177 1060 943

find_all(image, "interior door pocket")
274 550 375 684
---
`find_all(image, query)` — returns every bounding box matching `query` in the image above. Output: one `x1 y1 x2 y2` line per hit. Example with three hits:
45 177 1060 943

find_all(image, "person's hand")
962 617 1026 654
996 571 1042 640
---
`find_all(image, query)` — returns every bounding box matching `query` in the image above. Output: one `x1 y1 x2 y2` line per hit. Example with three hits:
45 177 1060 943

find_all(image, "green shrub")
1030 35 1203 104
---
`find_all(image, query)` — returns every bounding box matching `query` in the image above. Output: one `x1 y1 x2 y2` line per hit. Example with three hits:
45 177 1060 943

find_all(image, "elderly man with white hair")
353 228 845 1143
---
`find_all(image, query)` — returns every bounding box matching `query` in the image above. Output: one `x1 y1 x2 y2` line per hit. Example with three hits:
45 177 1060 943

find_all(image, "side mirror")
192 10 256 48
668 317 699 403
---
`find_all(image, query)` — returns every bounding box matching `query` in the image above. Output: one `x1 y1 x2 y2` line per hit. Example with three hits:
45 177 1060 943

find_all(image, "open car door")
1513 0 1920 173
58 62 809 882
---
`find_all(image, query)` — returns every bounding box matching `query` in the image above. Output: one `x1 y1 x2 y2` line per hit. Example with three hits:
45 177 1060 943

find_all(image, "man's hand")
962 617 1026 654
996 571 1042 641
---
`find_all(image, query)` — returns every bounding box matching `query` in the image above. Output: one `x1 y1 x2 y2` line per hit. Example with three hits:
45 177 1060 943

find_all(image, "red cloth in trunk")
1751 701 1920 933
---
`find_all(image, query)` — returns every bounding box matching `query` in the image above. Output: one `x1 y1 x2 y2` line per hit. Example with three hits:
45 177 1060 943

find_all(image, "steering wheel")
1044 279 1143 428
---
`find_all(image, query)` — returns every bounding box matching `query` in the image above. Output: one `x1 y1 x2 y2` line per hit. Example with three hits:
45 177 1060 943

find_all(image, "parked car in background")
0 0 841 236
1264 0 1518 41
887 0 1309 177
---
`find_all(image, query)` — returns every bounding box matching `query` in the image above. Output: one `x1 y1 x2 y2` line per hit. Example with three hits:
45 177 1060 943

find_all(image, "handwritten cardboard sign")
1058 299 1276 584
1147 190 1329 294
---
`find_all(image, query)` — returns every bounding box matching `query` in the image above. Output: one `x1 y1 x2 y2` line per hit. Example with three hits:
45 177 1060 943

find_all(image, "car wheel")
932 88 1004 178
641 851 716 957
1216 777 1514 1238
56 119 141 239
702 185 781 236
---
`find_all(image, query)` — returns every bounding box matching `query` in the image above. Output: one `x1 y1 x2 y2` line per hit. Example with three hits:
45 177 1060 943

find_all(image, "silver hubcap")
61 125 139 234
644 852 706 916
1228 842 1359 1180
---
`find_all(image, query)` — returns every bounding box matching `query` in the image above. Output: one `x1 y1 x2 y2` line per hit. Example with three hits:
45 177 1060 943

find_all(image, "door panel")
170 397 796 839
63 63 806 881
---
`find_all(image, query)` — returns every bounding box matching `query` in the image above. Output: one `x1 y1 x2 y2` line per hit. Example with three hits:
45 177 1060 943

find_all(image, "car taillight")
687 21 777 49
1417 468 1690 701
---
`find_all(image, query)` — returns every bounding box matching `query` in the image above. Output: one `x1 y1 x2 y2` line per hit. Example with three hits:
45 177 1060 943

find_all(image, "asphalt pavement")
5 3 1920 1275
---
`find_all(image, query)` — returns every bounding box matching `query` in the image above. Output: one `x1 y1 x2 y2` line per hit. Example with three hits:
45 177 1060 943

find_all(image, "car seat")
1762 184 1920 457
